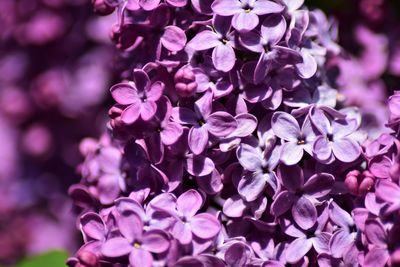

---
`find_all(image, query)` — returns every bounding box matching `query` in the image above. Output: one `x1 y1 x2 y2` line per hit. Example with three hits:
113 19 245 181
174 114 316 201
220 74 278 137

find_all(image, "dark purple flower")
172 89 237 154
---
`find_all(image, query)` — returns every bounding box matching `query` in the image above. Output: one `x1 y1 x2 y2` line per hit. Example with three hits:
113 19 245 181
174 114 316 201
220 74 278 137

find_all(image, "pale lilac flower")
311 108 361 163
363 219 390 267
271 112 316 165
211 0 284 32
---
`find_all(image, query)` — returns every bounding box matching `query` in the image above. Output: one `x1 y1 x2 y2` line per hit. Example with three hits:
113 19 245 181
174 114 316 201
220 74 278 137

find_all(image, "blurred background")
0 0 400 266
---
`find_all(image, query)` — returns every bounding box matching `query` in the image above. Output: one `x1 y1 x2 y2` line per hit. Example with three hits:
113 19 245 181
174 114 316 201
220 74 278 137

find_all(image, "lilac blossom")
111 69 164 124
172 89 237 154
271 112 316 165
311 108 361 163
211 0 284 32
271 164 334 230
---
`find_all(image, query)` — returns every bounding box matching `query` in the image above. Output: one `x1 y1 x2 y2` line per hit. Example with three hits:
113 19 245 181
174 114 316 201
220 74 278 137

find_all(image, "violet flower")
111 69 164 124
311 108 361 163
101 212 170 267
211 0 284 32
187 15 237 72
271 112 316 165
271 164 334 230
363 219 390 267
172 89 237 155
150 189 221 244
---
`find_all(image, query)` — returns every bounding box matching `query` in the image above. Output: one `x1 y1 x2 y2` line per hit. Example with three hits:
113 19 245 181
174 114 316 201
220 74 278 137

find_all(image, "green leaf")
16 250 69 267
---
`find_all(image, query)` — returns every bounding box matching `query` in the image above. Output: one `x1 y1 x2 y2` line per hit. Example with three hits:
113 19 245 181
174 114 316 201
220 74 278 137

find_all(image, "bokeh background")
0 0 399 265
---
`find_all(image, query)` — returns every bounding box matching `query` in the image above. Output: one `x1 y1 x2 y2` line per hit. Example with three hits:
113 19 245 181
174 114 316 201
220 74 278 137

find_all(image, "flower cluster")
68 0 400 267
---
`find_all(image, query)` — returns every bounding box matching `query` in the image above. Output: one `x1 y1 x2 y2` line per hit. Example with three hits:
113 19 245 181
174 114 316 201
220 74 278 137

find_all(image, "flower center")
197 118 206 126
297 139 305 145
327 133 334 142
133 242 141 248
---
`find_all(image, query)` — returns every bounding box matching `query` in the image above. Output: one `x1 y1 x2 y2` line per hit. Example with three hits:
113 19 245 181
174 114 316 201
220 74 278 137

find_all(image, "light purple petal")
118 212 143 242
261 14 286 46
140 101 157 121
312 232 331 254
363 247 389 267
146 81 164 101
230 113 258 138
280 142 304 165
191 213 221 239
365 219 387 246
313 135 332 161
236 143 262 172
223 195 247 218
161 26 187 52
332 138 361 162
110 83 138 105
121 100 142 124
188 126 209 155
172 220 193 244
129 247 153 267
102 237 132 257
375 180 400 203
139 0 160 10
172 107 198 125
292 196 317 230
141 230 170 253
328 201 354 228
296 50 317 79
80 212 106 241
310 108 331 135
188 31 220 51
177 189 203 218
253 0 284 15
161 122 183 145
329 230 354 258
212 44 236 72
271 111 300 141
232 12 259 32
185 154 215 176
207 111 237 137
238 171 266 202
303 173 334 198
195 89 213 119
254 52 272 84
271 191 296 216
211 0 242 16
331 118 358 138
286 237 313 263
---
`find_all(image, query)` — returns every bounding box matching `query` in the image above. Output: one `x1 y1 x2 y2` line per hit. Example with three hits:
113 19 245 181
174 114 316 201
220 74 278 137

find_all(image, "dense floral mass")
56 0 400 266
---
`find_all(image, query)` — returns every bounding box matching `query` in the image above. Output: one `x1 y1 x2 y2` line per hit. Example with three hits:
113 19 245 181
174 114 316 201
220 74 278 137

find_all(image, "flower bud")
174 66 197 97
345 170 361 195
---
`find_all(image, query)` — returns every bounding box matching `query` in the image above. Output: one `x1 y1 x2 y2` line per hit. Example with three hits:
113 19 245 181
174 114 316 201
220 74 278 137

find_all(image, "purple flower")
363 219 390 267
271 164 334 230
172 89 237 154
239 14 299 84
101 212 170 267
236 141 281 201
150 189 221 244
111 69 164 124
211 0 284 32
311 108 361 163
187 16 237 72
375 180 400 214
271 112 316 165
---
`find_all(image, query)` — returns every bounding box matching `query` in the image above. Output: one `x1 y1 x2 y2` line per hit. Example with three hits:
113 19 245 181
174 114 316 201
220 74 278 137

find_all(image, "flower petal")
146 81 164 101
280 142 304 165
292 196 317 230
302 173 334 198
121 100 142 124
140 101 157 121
161 122 183 145
329 229 354 258
271 191 295 216
172 220 192 244
232 12 259 32
172 107 198 125
286 237 313 264
212 43 236 72
102 237 132 257
313 135 332 161
261 14 286 46
185 154 215 177
207 111 237 137
129 247 153 267
161 26 187 52
238 171 266 202
191 213 221 239
277 164 304 192
118 212 143 242
271 111 301 141
332 138 361 163
363 247 389 267
141 229 170 253
188 30 220 51
296 50 317 79
80 212 106 241
188 126 209 155
365 219 387 246
177 189 203 218
223 195 247 218
211 0 242 16
110 83 138 105
236 143 263 171
253 0 284 15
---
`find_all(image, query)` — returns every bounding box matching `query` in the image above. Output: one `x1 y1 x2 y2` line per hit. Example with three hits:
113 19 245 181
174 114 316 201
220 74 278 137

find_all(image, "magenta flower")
211 0 284 32
172 89 237 154
111 69 164 124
